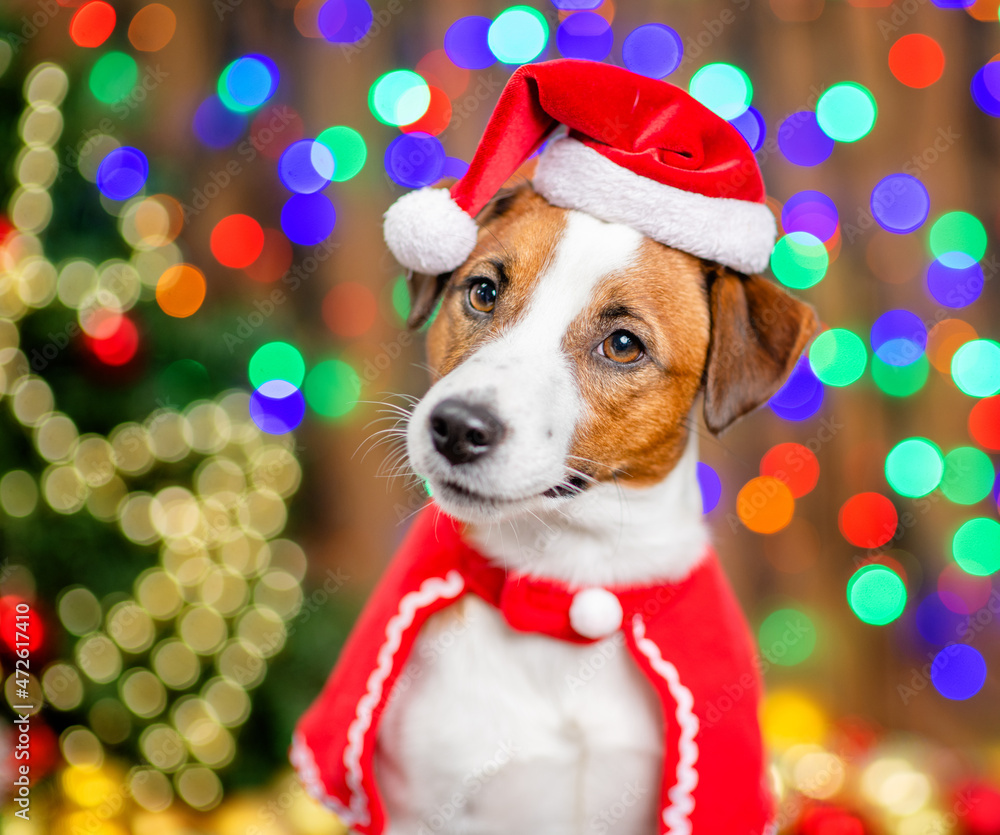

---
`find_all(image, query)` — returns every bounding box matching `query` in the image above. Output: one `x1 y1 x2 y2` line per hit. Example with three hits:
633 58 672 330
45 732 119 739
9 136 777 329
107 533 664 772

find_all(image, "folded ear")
702 264 819 434
402 185 533 330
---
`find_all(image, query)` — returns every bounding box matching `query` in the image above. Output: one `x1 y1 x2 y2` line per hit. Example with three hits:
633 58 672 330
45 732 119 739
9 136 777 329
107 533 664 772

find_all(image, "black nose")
429 398 505 465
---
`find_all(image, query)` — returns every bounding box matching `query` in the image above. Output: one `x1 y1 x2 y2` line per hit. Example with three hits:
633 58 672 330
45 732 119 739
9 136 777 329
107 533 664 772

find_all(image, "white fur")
534 137 777 275
377 214 713 834
383 187 480 275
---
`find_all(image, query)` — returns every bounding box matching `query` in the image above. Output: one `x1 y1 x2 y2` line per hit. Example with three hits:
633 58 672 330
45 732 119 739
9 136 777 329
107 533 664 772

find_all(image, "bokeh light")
809 328 867 387
322 282 377 338
193 96 247 149
304 360 360 418
128 3 178 52
870 174 929 234
316 126 367 181
244 229 293 283
760 443 819 498
401 86 451 136
969 396 1000 449
250 380 306 434
758 608 816 666
938 563 992 614
210 215 265 269
487 6 550 65
770 231 828 289
696 462 722 513
872 354 928 397
847 565 906 625
96 147 149 202
689 63 753 120
156 265 207 319
816 82 877 142
778 112 835 167
86 314 139 366
971 62 1000 117
622 24 683 79
89 52 139 104
782 190 839 242
770 356 825 421
384 132 445 188
931 645 987 700
941 447 994 505
926 253 984 308
369 70 431 127
889 34 945 88
951 339 1000 397
730 106 766 152
317 0 374 44
444 16 495 70
70 1 117 48
219 55 280 114
737 476 795 534
839 493 897 548
249 342 306 389
555 12 613 61
952 517 1000 575
927 318 977 373
278 139 335 194
929 211 987 263
870 309 926 367
281 194 336 245
885 437 944 498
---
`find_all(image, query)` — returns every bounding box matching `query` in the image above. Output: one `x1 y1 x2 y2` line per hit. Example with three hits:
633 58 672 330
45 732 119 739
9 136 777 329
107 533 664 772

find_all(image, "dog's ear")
403 185 534 330
405 269 451 330
702 263 819 434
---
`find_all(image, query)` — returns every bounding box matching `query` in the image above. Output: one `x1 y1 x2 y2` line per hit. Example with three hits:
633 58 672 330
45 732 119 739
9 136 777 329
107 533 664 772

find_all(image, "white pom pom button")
569 588 623 640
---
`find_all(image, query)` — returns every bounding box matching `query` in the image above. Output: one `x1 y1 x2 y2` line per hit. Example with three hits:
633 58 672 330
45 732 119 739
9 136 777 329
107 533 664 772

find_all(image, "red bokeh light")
416 49 470 100
0 597 44 654
211 214 265 269
251 105 305 161
888 34 945 89
322 282 378 339
838 493 898 549
401 86 452 137
69 1 116 48
85 313 139 366
760 442 820 498
244 228 293 283
969 396 1000 450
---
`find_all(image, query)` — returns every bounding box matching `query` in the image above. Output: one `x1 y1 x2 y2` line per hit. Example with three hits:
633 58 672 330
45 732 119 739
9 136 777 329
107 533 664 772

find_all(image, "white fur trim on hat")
534 138 777 274
383 187 480 275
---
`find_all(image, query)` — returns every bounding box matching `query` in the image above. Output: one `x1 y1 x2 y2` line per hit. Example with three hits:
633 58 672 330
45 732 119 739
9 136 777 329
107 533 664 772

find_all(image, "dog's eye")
600 330 644 364
468 279 497 314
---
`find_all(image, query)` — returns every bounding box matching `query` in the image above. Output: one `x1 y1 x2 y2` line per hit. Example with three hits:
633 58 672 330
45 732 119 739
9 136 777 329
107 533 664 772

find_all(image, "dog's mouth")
435 473 590 507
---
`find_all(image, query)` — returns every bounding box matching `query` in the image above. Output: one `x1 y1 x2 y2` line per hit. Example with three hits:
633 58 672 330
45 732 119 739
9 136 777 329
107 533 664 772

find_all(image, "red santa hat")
383 58 776 277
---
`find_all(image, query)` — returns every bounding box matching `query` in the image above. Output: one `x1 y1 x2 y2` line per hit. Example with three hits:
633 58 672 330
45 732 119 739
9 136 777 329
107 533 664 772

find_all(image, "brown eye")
468 279 497 314
601 330 644 364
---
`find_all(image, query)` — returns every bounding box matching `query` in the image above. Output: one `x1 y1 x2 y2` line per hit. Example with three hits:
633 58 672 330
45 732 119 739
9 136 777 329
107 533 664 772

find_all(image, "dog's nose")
429 399 505 465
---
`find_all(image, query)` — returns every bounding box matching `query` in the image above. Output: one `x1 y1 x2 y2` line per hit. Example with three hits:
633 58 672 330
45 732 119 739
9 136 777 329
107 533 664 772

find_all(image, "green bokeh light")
847 565 906 625
317 126 367 182
89 52 139 104
816 82 878 143
951 339 1000 397
249 342 306 389
929 212 987 264
487 6 549 65
941 447 995 506
952 517 1000 576
391 274 410 323
369 70 430 127
218 59 260 113
161 359 212 407
758 608 817 666
770 231 829 289
871 354 928 398
689 62 753 120
885 437 944 498
304 359 361 418
809 328 867 387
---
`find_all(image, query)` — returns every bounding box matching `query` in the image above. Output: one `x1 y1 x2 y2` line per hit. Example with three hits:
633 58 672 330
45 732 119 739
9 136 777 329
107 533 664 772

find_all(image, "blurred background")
0 0 999 833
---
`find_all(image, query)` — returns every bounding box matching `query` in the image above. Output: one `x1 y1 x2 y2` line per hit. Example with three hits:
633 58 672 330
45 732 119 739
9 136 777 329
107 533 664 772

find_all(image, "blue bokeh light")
556 12 613 61
696 462 722 514
622 23 683 79
97 147 149 201
926 253 984 308
444 16 495 70
730 106 766 152
871 174 930 234
769 356 824 421
384 132 446 189
870 309 927 367
281 193 337 245
193 96 247 149
279 139 335 194
318 0 374 43
250 380 306 435
778 112 835 167
931 644 987 700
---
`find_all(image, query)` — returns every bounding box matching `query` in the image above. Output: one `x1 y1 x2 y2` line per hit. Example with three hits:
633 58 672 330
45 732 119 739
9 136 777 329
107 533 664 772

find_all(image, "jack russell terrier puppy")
294 60 818 835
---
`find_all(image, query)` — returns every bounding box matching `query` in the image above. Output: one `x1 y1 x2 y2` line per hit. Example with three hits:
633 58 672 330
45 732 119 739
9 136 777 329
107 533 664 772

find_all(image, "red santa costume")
293 59 778 835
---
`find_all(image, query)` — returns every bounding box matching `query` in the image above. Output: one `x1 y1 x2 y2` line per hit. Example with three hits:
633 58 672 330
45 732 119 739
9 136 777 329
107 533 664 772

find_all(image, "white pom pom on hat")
383 58 777 277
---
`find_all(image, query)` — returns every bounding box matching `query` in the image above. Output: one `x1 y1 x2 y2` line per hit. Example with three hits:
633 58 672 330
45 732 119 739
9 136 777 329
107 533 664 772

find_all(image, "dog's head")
403 185 817 524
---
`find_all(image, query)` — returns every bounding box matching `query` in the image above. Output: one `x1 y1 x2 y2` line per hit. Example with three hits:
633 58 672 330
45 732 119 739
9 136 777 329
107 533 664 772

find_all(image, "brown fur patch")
425 187 568 379
564 239 711 487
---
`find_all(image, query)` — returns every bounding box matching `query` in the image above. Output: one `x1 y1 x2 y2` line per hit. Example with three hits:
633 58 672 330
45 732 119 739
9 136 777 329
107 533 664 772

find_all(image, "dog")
294 59 817 835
